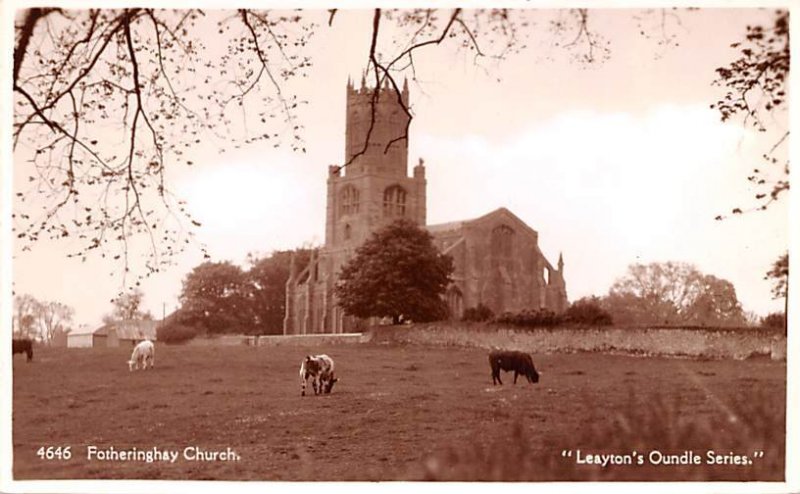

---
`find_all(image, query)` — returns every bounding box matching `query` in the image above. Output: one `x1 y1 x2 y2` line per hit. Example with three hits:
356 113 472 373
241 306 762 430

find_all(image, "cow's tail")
300 356 309 396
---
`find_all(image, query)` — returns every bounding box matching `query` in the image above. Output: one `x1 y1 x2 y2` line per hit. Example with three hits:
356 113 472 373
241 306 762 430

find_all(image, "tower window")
383 185 407 217
344 223 352 240
340 186 360 216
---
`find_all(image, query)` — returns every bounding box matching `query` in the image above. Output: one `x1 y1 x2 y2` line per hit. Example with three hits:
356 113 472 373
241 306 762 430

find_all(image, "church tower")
325 77 426 251
285 77 426 335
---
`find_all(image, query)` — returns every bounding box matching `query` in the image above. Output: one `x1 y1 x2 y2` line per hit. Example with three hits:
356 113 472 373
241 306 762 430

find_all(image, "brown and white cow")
299 354 338 396
488 350 540 385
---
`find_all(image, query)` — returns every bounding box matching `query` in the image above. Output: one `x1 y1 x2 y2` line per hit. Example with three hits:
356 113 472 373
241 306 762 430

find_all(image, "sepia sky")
6 7 789 328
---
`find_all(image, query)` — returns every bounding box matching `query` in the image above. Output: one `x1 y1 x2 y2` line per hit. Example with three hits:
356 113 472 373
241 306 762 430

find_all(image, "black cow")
489 350 539 385
13 338 33 362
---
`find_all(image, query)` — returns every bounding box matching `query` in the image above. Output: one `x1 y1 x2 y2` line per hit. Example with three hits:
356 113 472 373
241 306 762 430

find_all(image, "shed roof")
94 320 157 340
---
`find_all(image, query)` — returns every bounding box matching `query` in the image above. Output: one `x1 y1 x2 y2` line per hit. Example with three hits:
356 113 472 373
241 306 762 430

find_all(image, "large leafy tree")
335 219 453 324
245 248 311 334
178 261 253 334
605 262 745 327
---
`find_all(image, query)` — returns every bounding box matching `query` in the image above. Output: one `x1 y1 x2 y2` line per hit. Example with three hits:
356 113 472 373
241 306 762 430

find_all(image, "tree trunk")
13 9 46 85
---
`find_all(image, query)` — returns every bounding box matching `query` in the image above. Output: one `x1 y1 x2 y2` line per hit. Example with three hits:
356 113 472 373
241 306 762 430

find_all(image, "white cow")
128 340 155 371
299 354 338 396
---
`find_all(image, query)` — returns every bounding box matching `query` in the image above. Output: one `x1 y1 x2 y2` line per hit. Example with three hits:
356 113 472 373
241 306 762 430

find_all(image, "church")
283 78 567 334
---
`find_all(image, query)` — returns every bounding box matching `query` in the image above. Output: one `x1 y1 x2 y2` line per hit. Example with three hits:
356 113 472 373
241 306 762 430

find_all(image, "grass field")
12 343 786 481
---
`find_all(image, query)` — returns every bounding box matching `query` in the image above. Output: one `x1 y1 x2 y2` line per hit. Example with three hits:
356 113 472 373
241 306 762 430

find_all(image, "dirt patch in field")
12 344 785 481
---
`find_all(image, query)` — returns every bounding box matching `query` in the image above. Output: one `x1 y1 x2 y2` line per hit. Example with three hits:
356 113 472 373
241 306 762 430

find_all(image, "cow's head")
127 360 135 372
529 366 540 383
323 377 339 394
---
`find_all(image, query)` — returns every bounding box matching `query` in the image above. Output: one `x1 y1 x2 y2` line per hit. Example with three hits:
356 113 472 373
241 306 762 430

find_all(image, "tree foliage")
335 219 453 323
173 248 312 335
156 320 198 344
462 303 494 322
245 248 311 334
765 252 788 300
13 294 74 343
563 296 613 326
106 287 151 321
712 9 789 218
12 8 314 284
13 294 40 339
761 311 785 330
604 262 745 327
177 261 253 334
494 309 562 328
36 301 75 343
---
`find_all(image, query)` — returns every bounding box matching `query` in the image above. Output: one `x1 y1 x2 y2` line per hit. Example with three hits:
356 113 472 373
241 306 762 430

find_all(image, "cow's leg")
514 371 519 384
301 375 307 396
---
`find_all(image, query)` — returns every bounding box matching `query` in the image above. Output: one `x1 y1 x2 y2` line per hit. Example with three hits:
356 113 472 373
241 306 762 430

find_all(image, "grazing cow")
12 338 33 362
489 350 539 385
299 354 338 396
128 340 155 371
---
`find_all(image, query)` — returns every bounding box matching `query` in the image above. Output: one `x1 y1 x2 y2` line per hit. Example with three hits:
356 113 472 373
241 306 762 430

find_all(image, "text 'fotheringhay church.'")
284 78 567 334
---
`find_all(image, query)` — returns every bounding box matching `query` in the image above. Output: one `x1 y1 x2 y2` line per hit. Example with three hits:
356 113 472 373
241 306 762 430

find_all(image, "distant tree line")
464 261 784 331
157 249 312 343
12 294 74 344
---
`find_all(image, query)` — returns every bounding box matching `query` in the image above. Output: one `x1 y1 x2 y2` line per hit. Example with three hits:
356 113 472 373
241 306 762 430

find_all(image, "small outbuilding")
66 320 157 348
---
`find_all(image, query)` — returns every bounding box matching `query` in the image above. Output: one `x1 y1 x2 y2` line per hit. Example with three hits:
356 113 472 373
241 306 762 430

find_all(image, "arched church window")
383 185 407 217
340 186 360 216
491 225 515 258
344 224 352 240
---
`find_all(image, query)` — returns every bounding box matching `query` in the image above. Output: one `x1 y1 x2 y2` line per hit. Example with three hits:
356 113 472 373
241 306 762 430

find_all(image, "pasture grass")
418 386 785 481
12 343 785 481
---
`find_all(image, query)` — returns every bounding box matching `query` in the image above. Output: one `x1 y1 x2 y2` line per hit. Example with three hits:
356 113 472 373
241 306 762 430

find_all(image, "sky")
6 7 790 329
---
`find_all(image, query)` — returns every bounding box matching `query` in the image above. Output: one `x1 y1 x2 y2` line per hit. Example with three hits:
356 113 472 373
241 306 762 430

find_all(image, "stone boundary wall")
252 333 369 347
368 323 787 361
187 333 368 347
